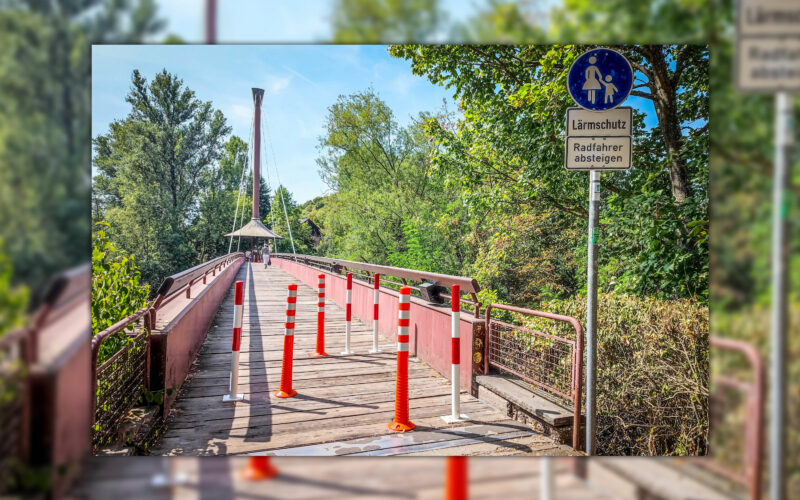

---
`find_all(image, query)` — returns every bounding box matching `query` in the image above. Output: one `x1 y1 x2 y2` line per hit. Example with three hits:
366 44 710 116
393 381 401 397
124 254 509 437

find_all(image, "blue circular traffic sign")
567 48 633 111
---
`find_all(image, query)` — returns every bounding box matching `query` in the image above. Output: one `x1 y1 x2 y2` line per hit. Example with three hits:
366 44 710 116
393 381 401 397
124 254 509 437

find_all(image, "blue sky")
92 45 459 202
92 44 659 203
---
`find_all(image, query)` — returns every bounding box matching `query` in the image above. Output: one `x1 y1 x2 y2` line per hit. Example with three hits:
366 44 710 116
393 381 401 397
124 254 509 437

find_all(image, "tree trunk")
646 45 693 204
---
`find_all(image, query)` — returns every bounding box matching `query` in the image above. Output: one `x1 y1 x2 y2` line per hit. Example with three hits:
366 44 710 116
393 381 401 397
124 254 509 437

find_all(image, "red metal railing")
0 264 89 485
484 303 584 451
89 252 244 451
698 337 765 500
90 307 150 450
273 253 482 317
149 252 244 324
0 328 34 484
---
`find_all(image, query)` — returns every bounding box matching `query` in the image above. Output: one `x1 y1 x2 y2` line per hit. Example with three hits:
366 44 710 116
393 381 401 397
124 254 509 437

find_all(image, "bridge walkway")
152 263 577 457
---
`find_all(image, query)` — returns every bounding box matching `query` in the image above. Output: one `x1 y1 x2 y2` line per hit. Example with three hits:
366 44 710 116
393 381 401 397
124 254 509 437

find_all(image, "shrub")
502 292 709 456
91 222 150 364
0 239 28 339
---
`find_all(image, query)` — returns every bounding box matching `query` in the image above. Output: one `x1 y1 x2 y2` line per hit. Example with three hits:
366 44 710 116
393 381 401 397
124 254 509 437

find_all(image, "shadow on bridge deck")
151 263 576 457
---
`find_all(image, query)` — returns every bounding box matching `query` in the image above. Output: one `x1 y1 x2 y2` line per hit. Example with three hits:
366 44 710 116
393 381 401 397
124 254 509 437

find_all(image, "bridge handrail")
483 302 584 452
273 253 482 316
90 306 150 438
152 252 244 309
1 264 90 473
696 337 764 500
89 252 244 449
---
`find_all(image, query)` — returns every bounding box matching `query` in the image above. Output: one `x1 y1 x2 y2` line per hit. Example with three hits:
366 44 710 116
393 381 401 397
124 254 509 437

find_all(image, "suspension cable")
227 150 247 254
237 116 256 252
262 109 296 254
261 126 279 252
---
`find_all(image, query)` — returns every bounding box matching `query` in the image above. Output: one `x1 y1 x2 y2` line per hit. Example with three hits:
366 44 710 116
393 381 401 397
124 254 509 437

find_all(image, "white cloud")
267 75 292 95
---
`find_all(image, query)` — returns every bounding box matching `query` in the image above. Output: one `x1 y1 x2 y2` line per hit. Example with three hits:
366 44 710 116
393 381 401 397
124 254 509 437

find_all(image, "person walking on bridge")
262 243 271 269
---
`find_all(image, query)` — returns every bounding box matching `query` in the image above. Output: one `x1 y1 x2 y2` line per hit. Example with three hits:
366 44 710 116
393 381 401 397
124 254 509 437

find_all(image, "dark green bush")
91 222 150 365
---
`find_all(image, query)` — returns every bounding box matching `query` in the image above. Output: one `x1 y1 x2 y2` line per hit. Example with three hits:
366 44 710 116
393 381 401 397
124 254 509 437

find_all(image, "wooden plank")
152 264 576 457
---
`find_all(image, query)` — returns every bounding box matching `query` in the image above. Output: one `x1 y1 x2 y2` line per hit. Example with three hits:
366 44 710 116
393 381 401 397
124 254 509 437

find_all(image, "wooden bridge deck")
74 457 602 499
152 263 577 457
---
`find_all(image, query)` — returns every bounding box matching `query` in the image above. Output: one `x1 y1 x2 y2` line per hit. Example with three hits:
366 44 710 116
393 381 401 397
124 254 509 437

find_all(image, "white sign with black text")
737 0 800 92
564 107 632 170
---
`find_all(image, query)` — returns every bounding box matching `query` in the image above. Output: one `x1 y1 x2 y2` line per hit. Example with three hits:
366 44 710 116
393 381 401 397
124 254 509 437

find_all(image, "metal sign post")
770 91 791 500
566 47 634 455
736 3 799 497
585 170 600 455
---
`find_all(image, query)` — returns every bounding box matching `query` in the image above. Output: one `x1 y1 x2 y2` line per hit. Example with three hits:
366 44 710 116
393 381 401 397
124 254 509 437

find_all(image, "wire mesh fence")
0 331 29 488
92 327 149 451
487 319 576 402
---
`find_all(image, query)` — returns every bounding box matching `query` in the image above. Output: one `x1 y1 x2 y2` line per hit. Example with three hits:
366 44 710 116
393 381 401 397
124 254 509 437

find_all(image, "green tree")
93 69 231 286
195 136 250 260
0 1 163 297
91 222 150 363
268 185 315 255
389 44 708 301
332 0 444 43
316 89 470 272
0 239 28 338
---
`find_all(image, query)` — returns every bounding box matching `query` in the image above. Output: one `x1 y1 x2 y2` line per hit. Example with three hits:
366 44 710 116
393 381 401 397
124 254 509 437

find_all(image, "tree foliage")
316 89 472 273
0 0 163 297
93 69 231 286
91 222 150 364
389 44 708 302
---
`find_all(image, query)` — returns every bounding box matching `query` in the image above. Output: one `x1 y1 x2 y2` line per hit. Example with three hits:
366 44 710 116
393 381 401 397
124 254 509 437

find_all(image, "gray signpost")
737 2 800 497
566 47 633 455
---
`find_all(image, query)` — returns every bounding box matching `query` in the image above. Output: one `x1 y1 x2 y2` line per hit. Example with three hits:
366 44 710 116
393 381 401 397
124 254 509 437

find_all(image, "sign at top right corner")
567 48 633 111
736 0 800 92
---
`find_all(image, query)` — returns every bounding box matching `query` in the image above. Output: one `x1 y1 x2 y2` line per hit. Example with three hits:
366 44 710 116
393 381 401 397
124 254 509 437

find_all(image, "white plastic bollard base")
441 413 470 424
368 326 382 353
341 323 355 355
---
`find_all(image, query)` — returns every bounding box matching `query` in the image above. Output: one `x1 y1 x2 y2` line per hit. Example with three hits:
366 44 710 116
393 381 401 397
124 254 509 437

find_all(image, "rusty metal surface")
91 321 149 452
484 303 584 451
88 253 244 453
0 328 32 487
273 253 481 316
699 337 765 500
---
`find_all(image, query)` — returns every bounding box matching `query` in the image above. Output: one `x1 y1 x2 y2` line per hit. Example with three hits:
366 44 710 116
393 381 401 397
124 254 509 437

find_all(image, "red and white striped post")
274 284 298 398
341 272 355 355
223 280 245 402
369 273 382 353
442 284 469 423
388 286 415 432
313 274 328 357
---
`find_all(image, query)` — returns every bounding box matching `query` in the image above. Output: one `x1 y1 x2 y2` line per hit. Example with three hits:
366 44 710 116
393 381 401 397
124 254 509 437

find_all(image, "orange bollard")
444 456 468 500
389 286 415 432
313 274 328 357
274 284 298 398
240 456 278 481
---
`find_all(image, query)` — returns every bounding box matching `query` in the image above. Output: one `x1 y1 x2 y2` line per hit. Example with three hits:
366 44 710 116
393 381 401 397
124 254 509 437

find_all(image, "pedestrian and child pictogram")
568 48 633 111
